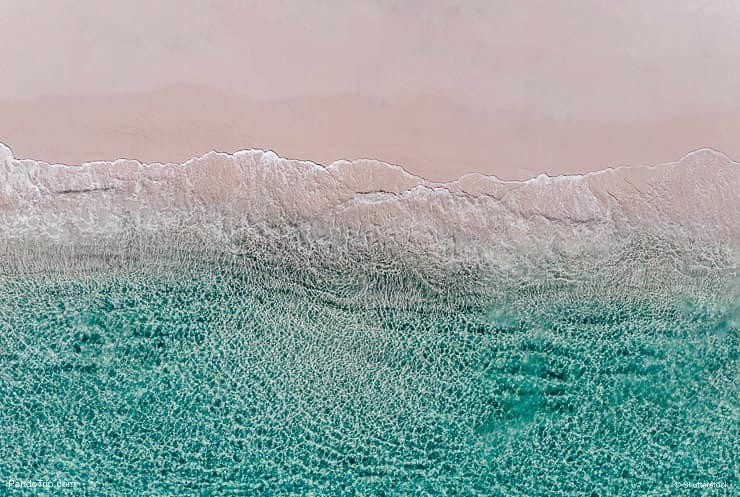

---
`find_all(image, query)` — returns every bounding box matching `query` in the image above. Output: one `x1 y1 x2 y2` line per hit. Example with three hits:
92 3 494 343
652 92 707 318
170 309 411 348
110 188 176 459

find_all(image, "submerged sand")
0 142 737 497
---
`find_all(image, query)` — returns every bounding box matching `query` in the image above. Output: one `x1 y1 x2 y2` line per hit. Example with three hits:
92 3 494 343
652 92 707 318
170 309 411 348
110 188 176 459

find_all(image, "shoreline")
2 140 737 187
2 87 739 182
1 140 738 253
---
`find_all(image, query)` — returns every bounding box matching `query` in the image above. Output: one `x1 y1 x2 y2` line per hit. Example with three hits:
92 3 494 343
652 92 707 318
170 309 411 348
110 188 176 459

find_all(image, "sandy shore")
1 86 739 182
3 2 740 181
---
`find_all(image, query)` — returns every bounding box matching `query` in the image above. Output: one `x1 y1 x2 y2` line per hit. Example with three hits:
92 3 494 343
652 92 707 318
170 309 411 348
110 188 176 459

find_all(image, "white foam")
0 141 738 251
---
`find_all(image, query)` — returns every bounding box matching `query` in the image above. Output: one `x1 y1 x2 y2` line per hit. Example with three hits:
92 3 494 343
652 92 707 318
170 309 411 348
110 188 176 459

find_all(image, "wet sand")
1 86 739 182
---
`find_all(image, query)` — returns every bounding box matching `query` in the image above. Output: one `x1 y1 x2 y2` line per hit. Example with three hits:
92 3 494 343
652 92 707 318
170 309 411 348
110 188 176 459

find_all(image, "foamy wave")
1 142 738 253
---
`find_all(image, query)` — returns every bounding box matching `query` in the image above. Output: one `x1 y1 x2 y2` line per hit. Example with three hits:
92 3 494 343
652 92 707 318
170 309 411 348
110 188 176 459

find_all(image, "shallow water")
0 144 738 495
0 242 737 496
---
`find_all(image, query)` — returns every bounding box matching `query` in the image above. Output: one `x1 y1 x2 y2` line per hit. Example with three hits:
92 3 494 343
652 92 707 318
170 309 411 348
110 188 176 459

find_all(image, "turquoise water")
0 242 737 496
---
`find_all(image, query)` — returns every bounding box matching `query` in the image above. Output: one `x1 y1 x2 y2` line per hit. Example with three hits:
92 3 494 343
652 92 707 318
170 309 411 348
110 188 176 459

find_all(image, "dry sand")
1 1 739 181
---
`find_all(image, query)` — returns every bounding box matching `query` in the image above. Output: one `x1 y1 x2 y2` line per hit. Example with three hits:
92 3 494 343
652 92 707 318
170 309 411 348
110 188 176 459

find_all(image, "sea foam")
1 143 738 247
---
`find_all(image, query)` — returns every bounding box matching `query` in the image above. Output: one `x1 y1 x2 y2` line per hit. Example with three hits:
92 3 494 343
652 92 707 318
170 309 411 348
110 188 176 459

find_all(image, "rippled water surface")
0 242 737 496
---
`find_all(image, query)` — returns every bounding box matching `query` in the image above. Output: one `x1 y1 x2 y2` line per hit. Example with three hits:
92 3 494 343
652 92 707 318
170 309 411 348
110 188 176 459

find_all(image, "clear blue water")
0 243 737 496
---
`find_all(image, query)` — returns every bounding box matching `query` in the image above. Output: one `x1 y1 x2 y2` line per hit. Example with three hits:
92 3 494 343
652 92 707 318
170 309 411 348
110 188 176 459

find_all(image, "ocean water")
0 238 737 497
0 145 738 495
